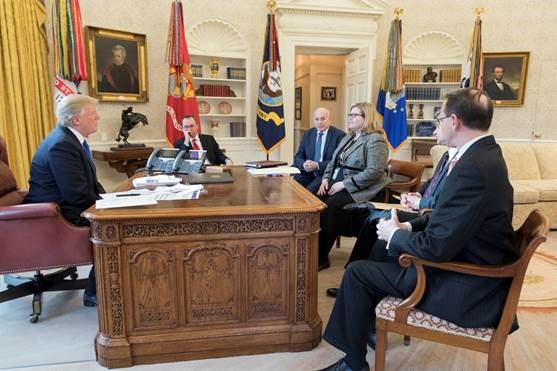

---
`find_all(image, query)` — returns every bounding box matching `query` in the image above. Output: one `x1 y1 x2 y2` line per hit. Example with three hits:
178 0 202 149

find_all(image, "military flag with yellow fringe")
165 0 200 146
376 9 407 152
256 3 285 155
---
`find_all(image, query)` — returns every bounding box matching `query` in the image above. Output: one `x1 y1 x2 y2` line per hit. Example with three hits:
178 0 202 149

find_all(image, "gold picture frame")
85 26 148 102
481 52 529 106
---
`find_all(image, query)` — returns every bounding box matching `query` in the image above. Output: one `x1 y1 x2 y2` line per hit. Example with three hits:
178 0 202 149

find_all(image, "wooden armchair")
383 159 425 202
374 209 549 371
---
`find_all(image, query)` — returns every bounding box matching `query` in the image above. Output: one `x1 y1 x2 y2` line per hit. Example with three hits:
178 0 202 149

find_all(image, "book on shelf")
403 68 421 82
230 122 246 137
439 68 462 83
191 64 203 78
406 86 441 100
245 160 288 168
226 67 246 80
196 84 236 97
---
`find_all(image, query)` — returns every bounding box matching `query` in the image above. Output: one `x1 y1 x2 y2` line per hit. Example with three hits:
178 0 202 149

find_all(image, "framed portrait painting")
321 86 336 101
481 52 529 106
85 26 148 102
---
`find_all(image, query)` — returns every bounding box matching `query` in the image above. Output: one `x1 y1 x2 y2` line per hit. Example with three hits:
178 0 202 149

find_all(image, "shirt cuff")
386 222 412 250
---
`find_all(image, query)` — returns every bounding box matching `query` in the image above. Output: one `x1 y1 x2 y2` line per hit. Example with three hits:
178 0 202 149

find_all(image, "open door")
344 46 372 129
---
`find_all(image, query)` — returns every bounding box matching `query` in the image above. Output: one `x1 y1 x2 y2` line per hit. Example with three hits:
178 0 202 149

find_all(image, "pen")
392 194 401 200
116 193 141 197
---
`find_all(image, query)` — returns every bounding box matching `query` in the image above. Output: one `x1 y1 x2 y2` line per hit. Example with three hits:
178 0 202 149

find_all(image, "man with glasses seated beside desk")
174 115 233 166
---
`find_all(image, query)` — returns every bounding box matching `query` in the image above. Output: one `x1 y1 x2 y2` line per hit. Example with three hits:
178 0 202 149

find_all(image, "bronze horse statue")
115 107 149 146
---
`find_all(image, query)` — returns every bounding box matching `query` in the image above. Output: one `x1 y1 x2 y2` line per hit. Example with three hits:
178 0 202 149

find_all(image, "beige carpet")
519 251 557 309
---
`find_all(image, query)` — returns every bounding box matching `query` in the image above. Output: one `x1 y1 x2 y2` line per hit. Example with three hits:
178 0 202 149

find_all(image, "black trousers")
323 257 416 360
346 210 421 266
293 172 322 194
318 190 368 264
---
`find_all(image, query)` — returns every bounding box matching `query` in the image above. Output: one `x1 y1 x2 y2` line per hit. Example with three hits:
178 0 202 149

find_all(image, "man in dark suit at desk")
174 115 232 166
293 107 345 193
24 94 105 307
320 88 516 371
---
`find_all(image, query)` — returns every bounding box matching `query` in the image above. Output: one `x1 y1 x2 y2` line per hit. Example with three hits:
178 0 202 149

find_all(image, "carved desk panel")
84 167 324 368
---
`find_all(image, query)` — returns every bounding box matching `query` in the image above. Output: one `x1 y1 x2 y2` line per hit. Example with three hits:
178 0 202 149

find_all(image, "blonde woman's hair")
349 102 383 134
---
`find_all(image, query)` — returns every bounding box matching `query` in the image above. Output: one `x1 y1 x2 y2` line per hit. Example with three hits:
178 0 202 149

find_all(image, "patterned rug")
518 251 557 310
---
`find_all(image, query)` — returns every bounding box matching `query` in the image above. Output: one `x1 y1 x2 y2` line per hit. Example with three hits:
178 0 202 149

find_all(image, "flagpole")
266 0 275 161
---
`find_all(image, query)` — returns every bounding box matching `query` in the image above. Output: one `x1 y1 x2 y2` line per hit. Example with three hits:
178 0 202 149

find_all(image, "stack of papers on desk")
132 175 182 188
247 166 301 176
96 184 204 209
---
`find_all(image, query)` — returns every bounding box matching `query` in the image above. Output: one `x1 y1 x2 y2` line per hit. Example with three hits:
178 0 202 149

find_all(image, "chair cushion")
531 144 557 179
511 182 540 204
499 143 542 181
514 179 557 201
375 296 494 342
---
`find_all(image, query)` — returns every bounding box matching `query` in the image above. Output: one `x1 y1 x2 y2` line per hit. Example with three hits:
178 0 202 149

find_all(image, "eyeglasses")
183 124 196 129
434 115 451 127
348 113 364 118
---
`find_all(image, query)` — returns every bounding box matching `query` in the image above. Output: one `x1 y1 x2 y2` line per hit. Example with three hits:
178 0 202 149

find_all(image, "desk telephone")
145 148 206 174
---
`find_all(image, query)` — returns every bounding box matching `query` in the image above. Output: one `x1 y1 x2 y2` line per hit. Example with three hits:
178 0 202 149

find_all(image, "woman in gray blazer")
316 102 390 270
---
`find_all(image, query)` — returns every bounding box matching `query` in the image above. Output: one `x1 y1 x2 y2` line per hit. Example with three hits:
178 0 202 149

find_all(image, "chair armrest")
399 253 516 278
386 180 418 190
390 253 517 323
0 203 61 220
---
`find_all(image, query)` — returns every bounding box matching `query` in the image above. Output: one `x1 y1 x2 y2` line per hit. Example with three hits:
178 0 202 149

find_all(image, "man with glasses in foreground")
174 115 233 165
319 88 517 371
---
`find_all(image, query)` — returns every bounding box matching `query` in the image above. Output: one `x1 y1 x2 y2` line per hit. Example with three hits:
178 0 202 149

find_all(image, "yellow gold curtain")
0 0 55 187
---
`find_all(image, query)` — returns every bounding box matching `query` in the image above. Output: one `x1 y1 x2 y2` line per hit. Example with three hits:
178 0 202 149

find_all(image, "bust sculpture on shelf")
115 106 149 148
423 67 438 83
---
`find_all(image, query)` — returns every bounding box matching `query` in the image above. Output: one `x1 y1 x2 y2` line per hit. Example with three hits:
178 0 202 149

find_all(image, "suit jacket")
389 136 516 328
323 132 390 203
24 126 105 226
484 80 516 100
174 134 229 165
293 126 346 175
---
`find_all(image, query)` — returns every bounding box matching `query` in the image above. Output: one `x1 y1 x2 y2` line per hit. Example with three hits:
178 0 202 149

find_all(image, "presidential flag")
165 0 200 146
256 11 285 154
376 14 407 151
460 9 483 89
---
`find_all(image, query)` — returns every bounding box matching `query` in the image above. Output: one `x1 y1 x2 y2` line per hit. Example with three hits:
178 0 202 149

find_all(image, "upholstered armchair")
0 136 93 323
374 209 549 371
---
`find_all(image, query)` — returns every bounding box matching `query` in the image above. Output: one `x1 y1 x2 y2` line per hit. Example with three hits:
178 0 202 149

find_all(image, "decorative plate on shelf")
218 101 232 114
198 100 210 114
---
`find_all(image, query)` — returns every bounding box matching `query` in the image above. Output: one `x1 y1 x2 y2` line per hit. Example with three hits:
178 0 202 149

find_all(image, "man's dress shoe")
317 358 370 371
326 287 338 297
83 293 97 307
342 202 375 215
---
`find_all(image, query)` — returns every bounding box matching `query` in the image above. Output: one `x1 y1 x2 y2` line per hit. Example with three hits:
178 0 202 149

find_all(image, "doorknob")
533 133 542 139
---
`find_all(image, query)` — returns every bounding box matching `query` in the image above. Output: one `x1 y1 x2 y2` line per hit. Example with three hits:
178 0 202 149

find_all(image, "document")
247 166 301 176
96 195 158 209
371 202 408 211
132 175 182 188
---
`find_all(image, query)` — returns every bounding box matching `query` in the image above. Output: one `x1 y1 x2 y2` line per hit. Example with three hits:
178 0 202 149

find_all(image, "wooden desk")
92 147 153 177
83 167 325 368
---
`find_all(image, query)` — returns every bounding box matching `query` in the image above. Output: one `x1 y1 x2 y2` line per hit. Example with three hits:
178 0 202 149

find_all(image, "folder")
188 172 233 184
245 160 288 168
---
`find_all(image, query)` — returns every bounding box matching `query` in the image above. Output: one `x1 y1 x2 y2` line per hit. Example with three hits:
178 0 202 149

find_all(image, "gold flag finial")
394 7 403 19
267 0 276 13
474 7 484 18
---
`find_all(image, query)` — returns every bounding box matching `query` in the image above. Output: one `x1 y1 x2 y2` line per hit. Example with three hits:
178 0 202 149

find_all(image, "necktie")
313 131 323 163
422 152 449 199
82 140 92 160
447 156 459 175
191 138 200 150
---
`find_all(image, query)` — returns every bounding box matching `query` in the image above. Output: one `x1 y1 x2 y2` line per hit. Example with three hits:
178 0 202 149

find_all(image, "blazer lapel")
308 129 316 159
61 126 97 174
343 134 366 158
